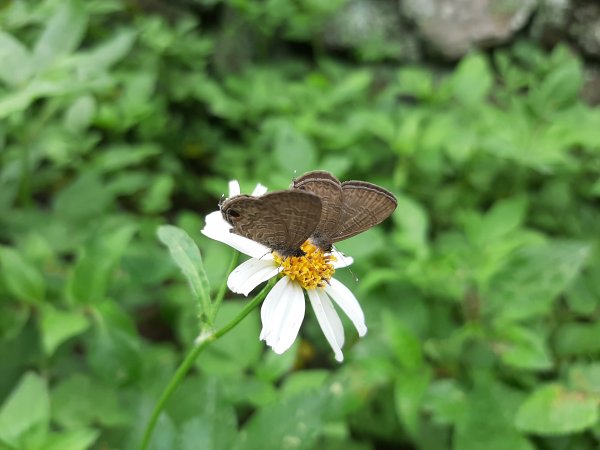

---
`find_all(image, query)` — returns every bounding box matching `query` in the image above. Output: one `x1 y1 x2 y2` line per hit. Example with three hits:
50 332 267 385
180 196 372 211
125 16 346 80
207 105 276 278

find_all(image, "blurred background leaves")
1 0 600 449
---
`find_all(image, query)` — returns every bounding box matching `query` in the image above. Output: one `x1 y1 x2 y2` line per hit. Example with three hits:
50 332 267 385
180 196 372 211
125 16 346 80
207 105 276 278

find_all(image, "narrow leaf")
41 428 99 450
68 223 137 304
32 0 88 72
0 372 49 447
0 31 33 86
0 246 45 304
40 305 90 356
157 225 211 318
394 369 431 438
77 29 136 75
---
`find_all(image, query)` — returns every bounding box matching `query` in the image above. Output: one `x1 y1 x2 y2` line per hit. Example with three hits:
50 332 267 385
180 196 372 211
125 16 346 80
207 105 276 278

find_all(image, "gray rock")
582 67 600 105
570 2 600 59
531 0 571 47
323 0 421 61
401 0 538 60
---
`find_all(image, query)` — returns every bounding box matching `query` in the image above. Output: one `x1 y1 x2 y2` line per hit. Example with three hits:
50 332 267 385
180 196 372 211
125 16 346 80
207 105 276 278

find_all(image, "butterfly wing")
221 190 322 257
328 181 397 243
293 171 343 250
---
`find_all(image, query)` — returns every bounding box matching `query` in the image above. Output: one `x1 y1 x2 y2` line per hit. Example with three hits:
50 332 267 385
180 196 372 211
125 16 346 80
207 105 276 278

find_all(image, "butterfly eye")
228 209 241 219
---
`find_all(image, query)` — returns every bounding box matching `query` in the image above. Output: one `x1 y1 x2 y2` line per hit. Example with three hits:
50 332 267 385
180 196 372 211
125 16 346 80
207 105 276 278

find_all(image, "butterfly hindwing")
330 181 397 243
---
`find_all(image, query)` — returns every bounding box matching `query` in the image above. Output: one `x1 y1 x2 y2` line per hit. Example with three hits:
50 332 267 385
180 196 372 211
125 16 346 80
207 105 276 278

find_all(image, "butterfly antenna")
218 193 225 209
332 246 359 283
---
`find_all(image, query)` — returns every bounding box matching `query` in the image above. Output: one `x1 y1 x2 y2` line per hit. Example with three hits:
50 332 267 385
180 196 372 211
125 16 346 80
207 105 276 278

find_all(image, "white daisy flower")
201 180 367 362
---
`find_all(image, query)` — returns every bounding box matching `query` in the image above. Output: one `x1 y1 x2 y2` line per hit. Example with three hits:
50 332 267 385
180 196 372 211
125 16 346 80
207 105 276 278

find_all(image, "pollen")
273 241 336 290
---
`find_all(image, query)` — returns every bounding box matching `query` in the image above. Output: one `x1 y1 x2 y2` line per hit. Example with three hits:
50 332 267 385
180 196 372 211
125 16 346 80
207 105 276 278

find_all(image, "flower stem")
137 278 275 450
210 249 239 322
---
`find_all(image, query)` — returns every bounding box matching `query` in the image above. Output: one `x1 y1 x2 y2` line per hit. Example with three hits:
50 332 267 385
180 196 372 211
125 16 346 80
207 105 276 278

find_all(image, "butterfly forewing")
220 190 322 257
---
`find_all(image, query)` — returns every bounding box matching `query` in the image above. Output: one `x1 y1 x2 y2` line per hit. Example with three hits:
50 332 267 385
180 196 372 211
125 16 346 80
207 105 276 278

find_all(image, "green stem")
210 249 239 322
137 278 275 450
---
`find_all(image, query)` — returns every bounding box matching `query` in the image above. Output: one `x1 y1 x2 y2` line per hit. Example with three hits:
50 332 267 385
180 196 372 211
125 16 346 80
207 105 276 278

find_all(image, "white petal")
324 278 367 337
227 258 280 296
307 289 345 362
228 180 240 197
201 211 271 259
331 248 354 269
252 183 268 196
201 211 233 241
222 234 272 260
260 277 305 355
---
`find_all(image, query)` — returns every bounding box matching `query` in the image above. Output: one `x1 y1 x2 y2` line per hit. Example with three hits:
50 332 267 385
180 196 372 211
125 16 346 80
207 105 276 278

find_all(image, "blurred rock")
401 0 537 60
323 0 421 61
531 0 571 47
570 1 600 59
582 68 600 105
212 8 256 74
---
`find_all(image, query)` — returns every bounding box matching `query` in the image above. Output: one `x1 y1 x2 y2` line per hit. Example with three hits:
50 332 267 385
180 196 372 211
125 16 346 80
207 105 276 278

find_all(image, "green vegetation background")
1 1 600 449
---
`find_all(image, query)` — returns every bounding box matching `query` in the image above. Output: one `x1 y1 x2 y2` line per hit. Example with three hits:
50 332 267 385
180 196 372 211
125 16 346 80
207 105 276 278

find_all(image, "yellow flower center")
273 241 336 290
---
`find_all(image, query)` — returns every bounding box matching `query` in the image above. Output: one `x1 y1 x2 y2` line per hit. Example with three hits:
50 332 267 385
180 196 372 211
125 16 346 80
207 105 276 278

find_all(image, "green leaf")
175 378 237 450
54 172 114 221
554 320 600 357
516 384 599 435
32 0 88 72
281 370 330 397
568 363 600 395
486 241 590 320
327 71 372 106
254 345 299 382
394 368 431 438
273 120 316 174
565 274 599 316
0 31 33 86
200 301 261 375
383 314 423 370
497 324 553 371
40 305 90 356
52 374 130 428
0 246 45 304
148 414 176 450
392 194 429 258
454 381 533 450
532 48 583 112
64 95 96 132
88 302 142 384
0 372 49 448
93 144 160 173
157 225 211 320
0 303 29 341
40 428 99 450
422 380 466 426
396 67 434 98
68 222 137 304
141 174 174 214
77 29 136 75
479 196 527 243
237 390 329 450
451 53 492 106
179 416 235 450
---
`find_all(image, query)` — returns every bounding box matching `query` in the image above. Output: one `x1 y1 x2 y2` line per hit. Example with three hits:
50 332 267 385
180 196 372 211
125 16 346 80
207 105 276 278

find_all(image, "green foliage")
1 1 600 449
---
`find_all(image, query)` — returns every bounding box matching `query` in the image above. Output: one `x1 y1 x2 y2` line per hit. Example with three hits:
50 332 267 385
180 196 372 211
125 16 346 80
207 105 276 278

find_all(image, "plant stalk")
137 278 274 450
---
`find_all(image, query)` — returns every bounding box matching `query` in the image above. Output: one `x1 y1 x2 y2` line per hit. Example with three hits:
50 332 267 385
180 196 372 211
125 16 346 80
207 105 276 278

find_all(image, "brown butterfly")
292 170 397 251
